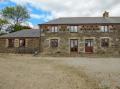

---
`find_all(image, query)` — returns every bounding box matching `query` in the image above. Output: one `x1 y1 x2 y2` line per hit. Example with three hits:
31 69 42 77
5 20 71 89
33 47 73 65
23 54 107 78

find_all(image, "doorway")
85 39 94 53
70 39 78 52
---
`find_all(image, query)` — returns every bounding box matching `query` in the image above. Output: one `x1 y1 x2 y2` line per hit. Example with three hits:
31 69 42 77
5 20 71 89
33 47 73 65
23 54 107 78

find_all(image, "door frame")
84 38 95 53
70 39 78 53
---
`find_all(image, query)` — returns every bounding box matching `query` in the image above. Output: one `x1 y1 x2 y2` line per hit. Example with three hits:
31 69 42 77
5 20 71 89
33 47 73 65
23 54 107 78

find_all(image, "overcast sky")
0 0 120 26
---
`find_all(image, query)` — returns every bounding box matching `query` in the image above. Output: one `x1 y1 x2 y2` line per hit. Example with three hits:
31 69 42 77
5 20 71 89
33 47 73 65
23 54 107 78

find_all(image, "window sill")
7 47 15 48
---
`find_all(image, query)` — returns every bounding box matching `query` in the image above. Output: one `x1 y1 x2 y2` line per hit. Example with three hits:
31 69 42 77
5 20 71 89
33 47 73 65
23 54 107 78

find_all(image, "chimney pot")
103 11 109 18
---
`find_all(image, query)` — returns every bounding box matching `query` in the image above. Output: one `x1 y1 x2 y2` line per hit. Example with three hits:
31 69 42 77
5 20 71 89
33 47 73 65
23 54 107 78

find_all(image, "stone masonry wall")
41 25 120 56
0 38 40 53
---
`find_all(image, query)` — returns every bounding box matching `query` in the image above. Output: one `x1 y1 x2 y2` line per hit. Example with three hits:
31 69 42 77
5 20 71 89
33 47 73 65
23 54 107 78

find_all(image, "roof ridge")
41 16 120 25
58 17 120 18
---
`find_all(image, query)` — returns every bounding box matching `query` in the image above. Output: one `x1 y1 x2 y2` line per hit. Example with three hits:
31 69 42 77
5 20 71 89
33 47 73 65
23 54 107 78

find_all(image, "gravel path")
55 57 120 89
0 54 120 89
0 54 98 89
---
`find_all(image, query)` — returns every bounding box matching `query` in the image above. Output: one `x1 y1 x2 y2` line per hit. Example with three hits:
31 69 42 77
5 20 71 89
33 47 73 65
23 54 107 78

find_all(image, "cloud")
27 22 34 28
30 13 53 22
30 14 42 19
10 0 120 20
21 21 34 28
0 0 5 2
108 4 120 16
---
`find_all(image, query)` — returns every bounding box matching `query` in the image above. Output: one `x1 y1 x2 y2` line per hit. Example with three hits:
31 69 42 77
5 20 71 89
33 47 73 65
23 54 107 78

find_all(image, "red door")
85 39 94 53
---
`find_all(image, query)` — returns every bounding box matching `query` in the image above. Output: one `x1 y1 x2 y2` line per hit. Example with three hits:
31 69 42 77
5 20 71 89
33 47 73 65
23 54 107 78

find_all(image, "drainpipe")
39 25 41 53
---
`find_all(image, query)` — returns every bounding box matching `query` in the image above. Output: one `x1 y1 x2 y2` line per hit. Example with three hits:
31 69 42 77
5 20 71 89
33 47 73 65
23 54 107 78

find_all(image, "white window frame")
50 26 59 33
100 26 109 32
69 26 78 32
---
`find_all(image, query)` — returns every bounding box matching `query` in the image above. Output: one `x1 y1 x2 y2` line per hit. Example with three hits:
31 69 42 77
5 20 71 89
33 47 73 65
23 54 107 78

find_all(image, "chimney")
103 11 109 18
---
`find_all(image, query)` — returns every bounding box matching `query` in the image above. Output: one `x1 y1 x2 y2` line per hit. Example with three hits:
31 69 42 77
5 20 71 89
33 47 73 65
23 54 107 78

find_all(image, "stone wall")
0 24 120 56
0 39 15 53
41 25 120 56
0 38 40 53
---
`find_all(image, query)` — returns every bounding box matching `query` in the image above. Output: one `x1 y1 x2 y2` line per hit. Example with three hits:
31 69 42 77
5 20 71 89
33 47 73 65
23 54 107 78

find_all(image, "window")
54 26 58 32
50 26 59 32
51 27 54 32
104 26 108 32
100 26 109 32
100 26 104 32
19 39 25 47
69 26 78 32
101 38 109 48
8 39 14 47
50 39 58 48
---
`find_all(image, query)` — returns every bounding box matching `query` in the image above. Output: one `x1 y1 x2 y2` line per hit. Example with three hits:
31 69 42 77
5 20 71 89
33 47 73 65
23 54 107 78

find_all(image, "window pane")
74 26 78 32
100 26 104 32
105 26 108 32
8 39 14 47
101 38 109 47
100 26 109 32
19 39 25 47
69 26 73 32
70 26 78 32
50 26 59 32
51 27 54 32
55 27 58 32
50 39 58 47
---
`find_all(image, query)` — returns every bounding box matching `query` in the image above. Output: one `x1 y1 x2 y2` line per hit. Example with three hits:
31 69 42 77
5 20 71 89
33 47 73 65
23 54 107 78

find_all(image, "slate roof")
0 29 40 38
42 17 120 25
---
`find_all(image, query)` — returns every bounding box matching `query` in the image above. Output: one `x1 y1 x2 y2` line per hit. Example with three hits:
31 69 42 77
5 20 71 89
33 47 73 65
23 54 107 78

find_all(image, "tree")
0 19 8 31
1 5 30 32
11 24 31 32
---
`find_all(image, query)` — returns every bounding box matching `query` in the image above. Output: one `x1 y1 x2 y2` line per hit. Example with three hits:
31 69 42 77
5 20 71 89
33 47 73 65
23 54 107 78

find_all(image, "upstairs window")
19 39 25 47
8 39 14 47
100 26 104 32
101 38 109 48
50 39 58 48
100 26 109 32
55 26 58 32
104 26 108 32
69 26 78 32
50 26 59 32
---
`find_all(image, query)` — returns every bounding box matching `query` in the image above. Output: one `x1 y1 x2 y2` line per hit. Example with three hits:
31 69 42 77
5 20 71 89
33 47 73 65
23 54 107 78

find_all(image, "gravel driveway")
0 54 120 89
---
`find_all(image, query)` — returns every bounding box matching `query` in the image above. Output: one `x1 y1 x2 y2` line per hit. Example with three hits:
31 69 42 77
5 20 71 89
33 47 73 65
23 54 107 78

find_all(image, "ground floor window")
101 38 109 48
8 39 14 47
19 39 25 47
50 39 58 48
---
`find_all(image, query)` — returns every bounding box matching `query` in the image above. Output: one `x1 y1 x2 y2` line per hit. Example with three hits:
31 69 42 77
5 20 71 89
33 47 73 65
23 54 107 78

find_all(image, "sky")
0 0 120 27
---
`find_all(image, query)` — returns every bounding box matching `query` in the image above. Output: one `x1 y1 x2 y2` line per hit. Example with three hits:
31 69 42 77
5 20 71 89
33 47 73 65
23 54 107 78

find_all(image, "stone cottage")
0 29 43 53
39 11 120 56
0 11 120 56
